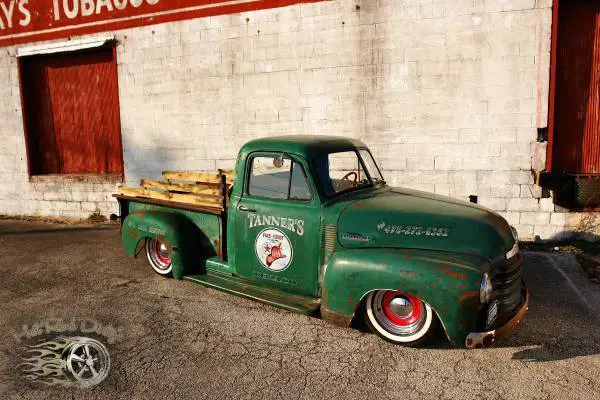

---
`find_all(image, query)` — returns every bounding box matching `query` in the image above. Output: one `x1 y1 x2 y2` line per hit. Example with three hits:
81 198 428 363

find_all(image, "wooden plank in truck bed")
119 187 223 209
162 171 234 185
117 169 231 211
141 180 222 196
113 194 224 215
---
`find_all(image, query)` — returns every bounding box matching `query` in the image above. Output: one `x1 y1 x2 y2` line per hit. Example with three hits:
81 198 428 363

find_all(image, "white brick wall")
0 0 598 240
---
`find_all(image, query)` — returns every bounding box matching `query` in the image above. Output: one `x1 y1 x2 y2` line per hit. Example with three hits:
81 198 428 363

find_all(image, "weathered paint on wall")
0 0 325 47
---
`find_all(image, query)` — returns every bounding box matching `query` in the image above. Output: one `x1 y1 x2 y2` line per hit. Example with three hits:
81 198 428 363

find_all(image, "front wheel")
145 238 173 277
364 290 434 346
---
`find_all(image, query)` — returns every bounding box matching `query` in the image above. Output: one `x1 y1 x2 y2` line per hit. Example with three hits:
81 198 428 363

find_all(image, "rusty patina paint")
399 270 415 278
459 291 479 302
320 307 353 327
440 265 467 281
126 229 140 239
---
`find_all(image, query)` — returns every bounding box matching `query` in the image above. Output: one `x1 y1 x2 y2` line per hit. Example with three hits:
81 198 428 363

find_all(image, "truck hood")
337 187 515 261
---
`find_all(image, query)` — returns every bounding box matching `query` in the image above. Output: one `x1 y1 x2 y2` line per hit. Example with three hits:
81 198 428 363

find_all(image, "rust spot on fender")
321 307 352 327
213 239 221 256
440 265 466 281
352 201 368 209
127 229 140 239
459 291 479 302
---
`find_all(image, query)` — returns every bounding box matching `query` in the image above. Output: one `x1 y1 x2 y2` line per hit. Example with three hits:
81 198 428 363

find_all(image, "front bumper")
464 283 529 349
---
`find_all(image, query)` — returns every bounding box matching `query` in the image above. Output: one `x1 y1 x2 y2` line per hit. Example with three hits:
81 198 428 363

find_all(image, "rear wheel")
145 238 173 277
365 290 434 346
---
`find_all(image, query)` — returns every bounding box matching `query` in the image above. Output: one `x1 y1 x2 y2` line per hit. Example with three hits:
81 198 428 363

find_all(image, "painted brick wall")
0 0 597 240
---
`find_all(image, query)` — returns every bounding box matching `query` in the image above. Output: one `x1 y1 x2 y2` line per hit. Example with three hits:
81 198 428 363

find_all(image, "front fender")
321 248 490 345
122 211 204 279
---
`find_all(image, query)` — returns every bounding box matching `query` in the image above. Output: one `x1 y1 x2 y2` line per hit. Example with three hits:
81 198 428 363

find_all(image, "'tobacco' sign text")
0 0 322 47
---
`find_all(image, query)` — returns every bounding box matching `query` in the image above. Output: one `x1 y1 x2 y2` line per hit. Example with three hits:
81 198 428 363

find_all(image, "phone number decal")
377 221 449 237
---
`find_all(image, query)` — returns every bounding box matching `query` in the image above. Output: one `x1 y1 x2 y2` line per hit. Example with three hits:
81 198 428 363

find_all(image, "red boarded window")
19 46 123 176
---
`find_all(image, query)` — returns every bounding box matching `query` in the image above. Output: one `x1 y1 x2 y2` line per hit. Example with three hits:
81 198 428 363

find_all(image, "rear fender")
321 248 489 345
122 211 205 279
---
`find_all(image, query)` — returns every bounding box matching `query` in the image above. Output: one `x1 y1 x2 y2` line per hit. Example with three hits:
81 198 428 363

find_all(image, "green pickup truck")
115 135 528 348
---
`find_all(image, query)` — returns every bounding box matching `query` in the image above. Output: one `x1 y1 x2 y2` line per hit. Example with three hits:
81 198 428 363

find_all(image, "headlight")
510 225 518 241
480 273 493 304
506 225 519 259
506 241 519 259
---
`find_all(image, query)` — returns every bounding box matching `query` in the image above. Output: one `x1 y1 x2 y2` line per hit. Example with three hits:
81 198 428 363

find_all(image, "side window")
248 156 312 200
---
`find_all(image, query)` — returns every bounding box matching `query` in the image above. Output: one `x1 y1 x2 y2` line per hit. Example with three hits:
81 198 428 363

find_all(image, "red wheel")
145 238 173 276
365 290 434 345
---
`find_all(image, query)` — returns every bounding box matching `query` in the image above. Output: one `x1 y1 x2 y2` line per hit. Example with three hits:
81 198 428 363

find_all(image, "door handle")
238 205 256 213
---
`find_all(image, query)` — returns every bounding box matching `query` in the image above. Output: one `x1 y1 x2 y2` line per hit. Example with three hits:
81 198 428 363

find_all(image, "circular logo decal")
255 228 293 272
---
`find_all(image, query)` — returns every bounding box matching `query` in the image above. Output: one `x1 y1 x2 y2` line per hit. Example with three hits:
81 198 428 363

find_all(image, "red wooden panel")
21 59 60 174
552 0 600 175
20 47 123 175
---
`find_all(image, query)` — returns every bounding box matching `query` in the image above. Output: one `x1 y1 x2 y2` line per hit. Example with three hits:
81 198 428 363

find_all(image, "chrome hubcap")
388 297 413 320
158 243 170 260
372 291 428 336
147 238 172 271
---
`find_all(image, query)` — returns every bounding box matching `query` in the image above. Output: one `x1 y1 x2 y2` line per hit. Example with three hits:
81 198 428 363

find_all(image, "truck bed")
116 169 234 214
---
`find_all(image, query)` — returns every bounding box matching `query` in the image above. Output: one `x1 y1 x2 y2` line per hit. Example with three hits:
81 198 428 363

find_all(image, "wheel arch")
352 289 453 344
121 211 209 279
320 248 487 345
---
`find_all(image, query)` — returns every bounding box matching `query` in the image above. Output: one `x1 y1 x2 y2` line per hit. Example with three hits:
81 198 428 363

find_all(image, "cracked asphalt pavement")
0 220 599 399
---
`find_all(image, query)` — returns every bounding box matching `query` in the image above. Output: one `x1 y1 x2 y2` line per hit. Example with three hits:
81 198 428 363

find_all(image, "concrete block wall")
0 0 598 240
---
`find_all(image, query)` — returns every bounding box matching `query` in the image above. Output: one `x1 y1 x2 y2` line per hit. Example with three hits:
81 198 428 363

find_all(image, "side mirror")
109 214 120 221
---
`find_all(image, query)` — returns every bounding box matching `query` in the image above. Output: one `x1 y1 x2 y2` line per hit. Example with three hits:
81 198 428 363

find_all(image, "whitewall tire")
145 238 173 277
365 290 434 345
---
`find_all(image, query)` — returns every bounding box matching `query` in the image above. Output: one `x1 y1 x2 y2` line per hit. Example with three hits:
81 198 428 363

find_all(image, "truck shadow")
494 251 600 362
0 226 116 236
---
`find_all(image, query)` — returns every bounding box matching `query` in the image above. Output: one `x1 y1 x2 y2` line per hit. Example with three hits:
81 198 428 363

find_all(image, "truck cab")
116 135 528 348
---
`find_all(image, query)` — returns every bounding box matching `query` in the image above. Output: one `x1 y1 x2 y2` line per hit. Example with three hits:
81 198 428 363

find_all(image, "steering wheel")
341 171 358 186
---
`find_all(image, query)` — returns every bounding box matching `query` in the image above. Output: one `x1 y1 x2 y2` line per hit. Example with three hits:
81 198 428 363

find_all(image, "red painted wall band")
0 0 325 48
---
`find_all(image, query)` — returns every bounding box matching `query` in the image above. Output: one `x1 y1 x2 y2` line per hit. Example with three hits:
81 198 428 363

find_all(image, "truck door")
234 153 321 297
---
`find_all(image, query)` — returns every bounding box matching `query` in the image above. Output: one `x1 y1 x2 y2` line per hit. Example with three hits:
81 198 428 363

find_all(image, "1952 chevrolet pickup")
114 136 528 348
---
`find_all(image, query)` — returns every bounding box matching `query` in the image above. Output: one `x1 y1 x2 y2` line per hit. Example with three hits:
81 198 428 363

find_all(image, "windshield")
314 149 385 198
359 149 384 183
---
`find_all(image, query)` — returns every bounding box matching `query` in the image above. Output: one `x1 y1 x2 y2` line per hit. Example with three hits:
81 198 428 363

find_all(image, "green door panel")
232 152 322 297
234 197 321 296
122 206 221 279
321 248 490 345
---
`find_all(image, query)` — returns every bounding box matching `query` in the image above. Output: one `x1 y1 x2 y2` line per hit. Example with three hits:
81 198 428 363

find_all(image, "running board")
183 270 321 316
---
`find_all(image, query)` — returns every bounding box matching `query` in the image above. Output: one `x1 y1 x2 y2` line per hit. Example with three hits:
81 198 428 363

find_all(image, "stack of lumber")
119 169 234 210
